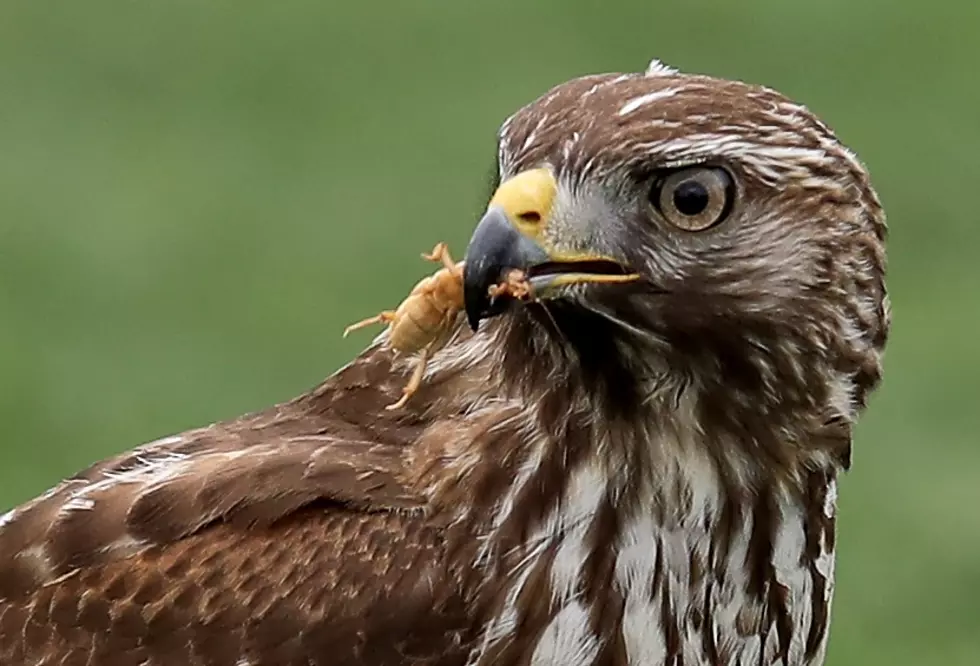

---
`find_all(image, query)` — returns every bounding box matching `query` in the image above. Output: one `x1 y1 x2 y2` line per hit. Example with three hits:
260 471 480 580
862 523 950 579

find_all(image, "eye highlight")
650 167 735 231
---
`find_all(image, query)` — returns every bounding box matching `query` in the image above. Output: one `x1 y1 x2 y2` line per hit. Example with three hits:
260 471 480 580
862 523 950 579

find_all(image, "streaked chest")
467 444 837 666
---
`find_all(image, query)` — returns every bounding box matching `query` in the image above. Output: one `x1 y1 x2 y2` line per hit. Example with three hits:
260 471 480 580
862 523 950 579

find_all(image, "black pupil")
672 179 710 216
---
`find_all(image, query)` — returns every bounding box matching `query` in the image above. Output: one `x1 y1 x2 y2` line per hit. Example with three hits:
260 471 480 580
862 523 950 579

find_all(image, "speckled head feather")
0 61 887 666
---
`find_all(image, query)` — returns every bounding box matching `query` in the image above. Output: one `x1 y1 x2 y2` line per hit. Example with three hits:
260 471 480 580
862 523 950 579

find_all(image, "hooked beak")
463 168 639 330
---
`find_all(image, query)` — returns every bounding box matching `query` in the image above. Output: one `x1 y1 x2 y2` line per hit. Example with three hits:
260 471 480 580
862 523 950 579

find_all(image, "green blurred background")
1 0 976 662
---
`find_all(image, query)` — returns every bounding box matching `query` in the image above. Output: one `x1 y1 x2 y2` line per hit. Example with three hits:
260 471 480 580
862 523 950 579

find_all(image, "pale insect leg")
343 310 397 337
387 343 433 410
422 242 456 271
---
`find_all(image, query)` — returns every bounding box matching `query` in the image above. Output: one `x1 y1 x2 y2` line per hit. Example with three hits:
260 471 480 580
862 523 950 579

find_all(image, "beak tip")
462 206 546 332
462 262 487 332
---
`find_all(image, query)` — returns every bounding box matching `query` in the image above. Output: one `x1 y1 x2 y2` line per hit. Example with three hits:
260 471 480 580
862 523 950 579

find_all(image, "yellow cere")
488 168 557 239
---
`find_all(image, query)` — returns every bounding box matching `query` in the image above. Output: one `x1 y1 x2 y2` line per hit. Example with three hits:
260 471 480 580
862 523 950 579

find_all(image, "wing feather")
0 343 486 665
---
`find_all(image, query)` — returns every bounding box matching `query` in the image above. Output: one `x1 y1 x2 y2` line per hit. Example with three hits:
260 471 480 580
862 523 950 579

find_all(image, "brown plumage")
0 59 888 666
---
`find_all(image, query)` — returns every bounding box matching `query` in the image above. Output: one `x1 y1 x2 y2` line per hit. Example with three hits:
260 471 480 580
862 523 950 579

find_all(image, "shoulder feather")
0 344 428 601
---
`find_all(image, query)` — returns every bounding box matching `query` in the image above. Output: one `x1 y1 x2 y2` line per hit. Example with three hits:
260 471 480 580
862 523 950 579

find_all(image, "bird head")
461 60 888 427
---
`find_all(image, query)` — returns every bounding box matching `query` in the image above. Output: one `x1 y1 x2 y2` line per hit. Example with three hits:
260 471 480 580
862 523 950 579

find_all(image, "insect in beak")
463 204 638 331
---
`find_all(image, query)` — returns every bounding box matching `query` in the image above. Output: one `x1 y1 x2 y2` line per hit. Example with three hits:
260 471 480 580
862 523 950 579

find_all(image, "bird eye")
651 167 735 231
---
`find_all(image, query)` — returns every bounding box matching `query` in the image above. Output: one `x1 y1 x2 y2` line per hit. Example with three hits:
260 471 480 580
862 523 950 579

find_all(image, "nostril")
517 211 542 224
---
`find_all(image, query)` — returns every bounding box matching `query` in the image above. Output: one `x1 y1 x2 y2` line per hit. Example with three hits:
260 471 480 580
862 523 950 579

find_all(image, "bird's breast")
464 452 837 666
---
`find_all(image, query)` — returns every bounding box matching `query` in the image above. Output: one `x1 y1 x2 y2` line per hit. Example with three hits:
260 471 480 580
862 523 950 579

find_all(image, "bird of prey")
0 59 888 666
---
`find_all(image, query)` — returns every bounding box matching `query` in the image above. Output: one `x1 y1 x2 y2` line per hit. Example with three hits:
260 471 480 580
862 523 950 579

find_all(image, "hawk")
0 60 888 666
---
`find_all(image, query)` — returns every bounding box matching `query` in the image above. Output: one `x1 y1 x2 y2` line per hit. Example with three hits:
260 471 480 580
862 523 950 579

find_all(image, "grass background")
1 1 977 662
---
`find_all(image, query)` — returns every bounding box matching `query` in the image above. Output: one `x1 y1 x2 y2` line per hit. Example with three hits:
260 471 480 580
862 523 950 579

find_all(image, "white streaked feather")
550 462 607 604
530 601 602 666
0 509 17 529
771 489 813 665
618 88 680 116
60 497 95 513
617 512 667 664
466 545 541 666
475 433 548 566
645 59 679 77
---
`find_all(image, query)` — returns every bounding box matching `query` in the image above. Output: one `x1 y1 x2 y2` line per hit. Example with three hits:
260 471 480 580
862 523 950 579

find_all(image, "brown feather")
0 61 888 666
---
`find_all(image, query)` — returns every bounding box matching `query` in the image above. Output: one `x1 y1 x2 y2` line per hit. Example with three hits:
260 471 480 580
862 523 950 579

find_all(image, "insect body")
345 244 535 409
344 243 467 410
